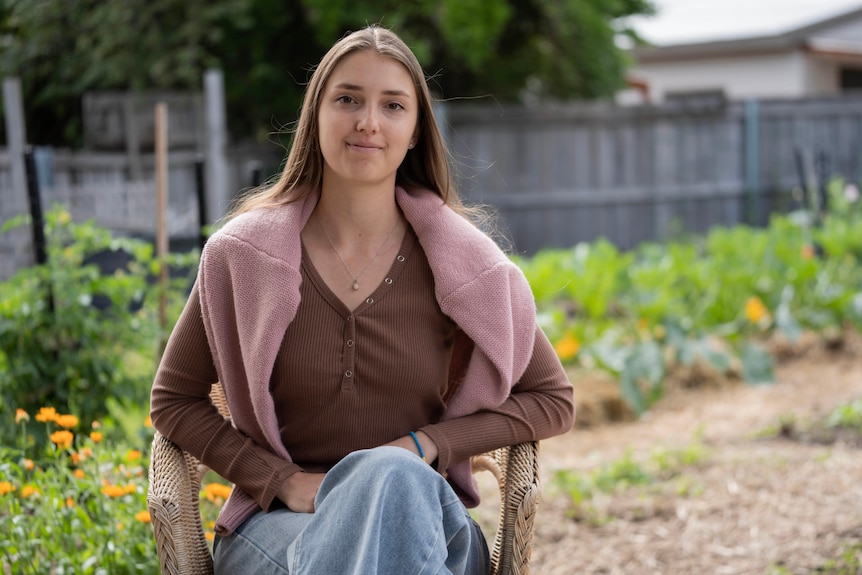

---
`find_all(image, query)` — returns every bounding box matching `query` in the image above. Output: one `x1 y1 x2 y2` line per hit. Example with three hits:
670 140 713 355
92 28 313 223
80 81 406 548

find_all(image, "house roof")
632 5 862 63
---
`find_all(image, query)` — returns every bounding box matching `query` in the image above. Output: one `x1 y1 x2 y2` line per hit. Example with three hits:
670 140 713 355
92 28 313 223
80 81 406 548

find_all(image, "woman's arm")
418 325 575 471
150 286 302 511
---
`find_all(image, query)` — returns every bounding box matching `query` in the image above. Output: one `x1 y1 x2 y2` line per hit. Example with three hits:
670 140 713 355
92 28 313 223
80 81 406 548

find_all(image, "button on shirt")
271 228 457 472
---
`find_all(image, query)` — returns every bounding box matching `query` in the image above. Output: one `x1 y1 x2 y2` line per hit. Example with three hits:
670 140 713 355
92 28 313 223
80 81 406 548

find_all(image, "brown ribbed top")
150 228 574 512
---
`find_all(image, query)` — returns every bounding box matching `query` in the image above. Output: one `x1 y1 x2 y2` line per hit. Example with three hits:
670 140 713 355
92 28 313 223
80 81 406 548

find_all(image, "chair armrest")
472 441 541 575
147 431 214 575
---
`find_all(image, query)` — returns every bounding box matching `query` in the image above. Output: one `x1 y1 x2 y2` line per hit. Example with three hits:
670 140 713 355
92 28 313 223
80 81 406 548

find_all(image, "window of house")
840 67 862 90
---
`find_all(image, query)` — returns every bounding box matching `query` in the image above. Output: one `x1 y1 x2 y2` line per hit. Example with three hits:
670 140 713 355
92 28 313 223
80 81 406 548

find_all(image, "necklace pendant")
352 280 360 291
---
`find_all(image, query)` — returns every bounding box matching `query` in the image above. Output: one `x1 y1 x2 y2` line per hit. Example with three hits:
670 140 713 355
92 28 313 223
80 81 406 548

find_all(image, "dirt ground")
511 330 862 574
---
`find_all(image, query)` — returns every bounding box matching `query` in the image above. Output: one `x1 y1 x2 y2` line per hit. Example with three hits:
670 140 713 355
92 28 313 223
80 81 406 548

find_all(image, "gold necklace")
317 213 401 291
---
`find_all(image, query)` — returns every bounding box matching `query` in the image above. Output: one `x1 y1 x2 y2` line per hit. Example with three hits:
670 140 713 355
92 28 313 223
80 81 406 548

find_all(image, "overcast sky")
628 0 862 45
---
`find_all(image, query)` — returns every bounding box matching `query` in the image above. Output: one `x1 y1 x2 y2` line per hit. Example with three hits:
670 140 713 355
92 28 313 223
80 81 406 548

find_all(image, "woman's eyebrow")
331 82 412 98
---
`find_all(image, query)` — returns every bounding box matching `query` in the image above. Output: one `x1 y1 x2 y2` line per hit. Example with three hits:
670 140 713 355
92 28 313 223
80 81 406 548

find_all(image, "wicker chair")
147 385 541 575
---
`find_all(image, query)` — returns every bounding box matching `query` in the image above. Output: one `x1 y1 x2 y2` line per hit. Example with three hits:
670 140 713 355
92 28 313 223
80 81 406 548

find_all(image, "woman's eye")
386 102 405 111
336 95 355 104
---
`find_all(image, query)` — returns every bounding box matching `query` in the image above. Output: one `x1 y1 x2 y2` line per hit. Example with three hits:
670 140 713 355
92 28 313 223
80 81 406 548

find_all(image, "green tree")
0 0 654 147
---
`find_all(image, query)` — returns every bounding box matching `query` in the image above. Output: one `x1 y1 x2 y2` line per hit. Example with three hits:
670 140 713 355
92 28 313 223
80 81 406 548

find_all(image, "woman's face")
317 50 419 191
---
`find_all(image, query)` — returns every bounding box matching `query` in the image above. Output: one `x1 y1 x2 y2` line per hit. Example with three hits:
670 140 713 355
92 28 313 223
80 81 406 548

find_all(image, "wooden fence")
445 95 862 254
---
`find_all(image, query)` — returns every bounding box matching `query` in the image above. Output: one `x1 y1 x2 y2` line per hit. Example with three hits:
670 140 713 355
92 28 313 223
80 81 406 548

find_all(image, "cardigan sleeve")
419 324 575 471
149 287 302 511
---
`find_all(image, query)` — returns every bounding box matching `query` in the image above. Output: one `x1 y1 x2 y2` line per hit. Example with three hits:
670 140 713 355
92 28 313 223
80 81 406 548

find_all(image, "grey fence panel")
445 96 862 255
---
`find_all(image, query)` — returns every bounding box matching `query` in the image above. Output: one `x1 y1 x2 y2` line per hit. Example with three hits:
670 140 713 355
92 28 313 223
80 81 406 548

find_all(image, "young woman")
150 25 575 575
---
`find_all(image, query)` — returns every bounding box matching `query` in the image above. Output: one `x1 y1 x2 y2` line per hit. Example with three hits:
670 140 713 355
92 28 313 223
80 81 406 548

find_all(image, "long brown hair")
228 26 466 218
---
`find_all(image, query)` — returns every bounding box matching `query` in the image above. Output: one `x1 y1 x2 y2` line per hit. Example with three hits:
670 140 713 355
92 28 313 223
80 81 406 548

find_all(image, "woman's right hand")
278 471 326 513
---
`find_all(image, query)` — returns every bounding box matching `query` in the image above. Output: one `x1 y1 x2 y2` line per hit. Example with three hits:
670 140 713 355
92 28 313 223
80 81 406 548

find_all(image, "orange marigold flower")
144 415 153 428
553 334 581 361
21 485 39 498
801 244 815 260
0 481 15 495
80 447 93 458
117 522 125 531
126 449 142 462
204 482 233 502
22 459 34 471
74 469 85 479
744 296 769 324
70 452 81 465
101 484 126 498
35 407 58 423
135 510 151 523
15 409 29 424
205 531 215 542
123 483 136 495
66 497 76 507
50 430 74 450
89 432 103 443
91 420 101 429
55 414 79 429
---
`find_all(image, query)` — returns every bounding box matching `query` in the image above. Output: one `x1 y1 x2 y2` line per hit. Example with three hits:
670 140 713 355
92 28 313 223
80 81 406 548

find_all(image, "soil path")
526 333 862 574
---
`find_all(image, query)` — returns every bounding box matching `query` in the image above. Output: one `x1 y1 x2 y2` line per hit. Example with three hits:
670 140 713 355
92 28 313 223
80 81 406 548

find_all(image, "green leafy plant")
0 206 196 441
517 177 862 415
551 436 708 523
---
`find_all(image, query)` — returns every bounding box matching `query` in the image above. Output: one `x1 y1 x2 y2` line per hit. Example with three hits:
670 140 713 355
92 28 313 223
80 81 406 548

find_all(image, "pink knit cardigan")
198 186 536 534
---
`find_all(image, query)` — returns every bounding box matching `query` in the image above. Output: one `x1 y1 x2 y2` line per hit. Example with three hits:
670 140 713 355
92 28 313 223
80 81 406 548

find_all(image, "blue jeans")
213 446 490 575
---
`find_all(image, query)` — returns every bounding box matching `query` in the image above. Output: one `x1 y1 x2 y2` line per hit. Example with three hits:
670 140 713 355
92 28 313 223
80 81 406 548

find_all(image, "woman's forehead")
325 51 416 95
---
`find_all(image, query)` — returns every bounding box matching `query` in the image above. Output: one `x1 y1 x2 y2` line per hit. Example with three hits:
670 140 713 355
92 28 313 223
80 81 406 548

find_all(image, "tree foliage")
0 0 654 147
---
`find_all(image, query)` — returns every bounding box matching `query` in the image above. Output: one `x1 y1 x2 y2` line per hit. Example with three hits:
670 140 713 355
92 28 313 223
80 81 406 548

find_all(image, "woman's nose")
356 105 380 133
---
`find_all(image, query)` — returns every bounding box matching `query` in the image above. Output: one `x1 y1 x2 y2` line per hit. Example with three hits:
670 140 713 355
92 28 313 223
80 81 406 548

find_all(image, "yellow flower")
21 485 39 498
744 296 769 324
55 414 79 429
15 409 29 424
89 432 103 443
204 482 233 503
123 483 137 495
205 531 215 542
35 407 58 423
135 510 151 523
0 481 15 495
144 415 153 428
58 210 71 224
50 430 74 450
553 334 581 361
74 469 85 479
117 522 125 531
22 459 34 471
126 449 142 462
101 484 126 498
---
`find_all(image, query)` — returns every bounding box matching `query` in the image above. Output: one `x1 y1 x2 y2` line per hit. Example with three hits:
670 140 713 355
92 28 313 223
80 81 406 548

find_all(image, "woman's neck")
315 182 402 244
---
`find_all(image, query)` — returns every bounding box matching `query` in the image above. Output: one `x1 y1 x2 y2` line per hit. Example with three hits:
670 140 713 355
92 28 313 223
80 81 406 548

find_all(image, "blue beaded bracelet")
409 431 426 462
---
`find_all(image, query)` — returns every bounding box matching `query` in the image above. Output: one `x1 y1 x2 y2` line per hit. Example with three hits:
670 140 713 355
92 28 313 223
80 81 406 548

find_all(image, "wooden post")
155 102 169 354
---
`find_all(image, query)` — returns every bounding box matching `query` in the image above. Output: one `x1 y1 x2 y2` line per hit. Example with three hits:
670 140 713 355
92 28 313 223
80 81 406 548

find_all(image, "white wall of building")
624 50 847 103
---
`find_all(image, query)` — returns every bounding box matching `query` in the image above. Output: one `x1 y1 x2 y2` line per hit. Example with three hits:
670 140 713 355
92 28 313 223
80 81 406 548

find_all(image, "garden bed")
528 330 862 574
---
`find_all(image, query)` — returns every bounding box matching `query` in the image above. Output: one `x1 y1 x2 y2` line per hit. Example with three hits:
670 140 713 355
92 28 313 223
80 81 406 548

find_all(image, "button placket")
341 314 357 391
